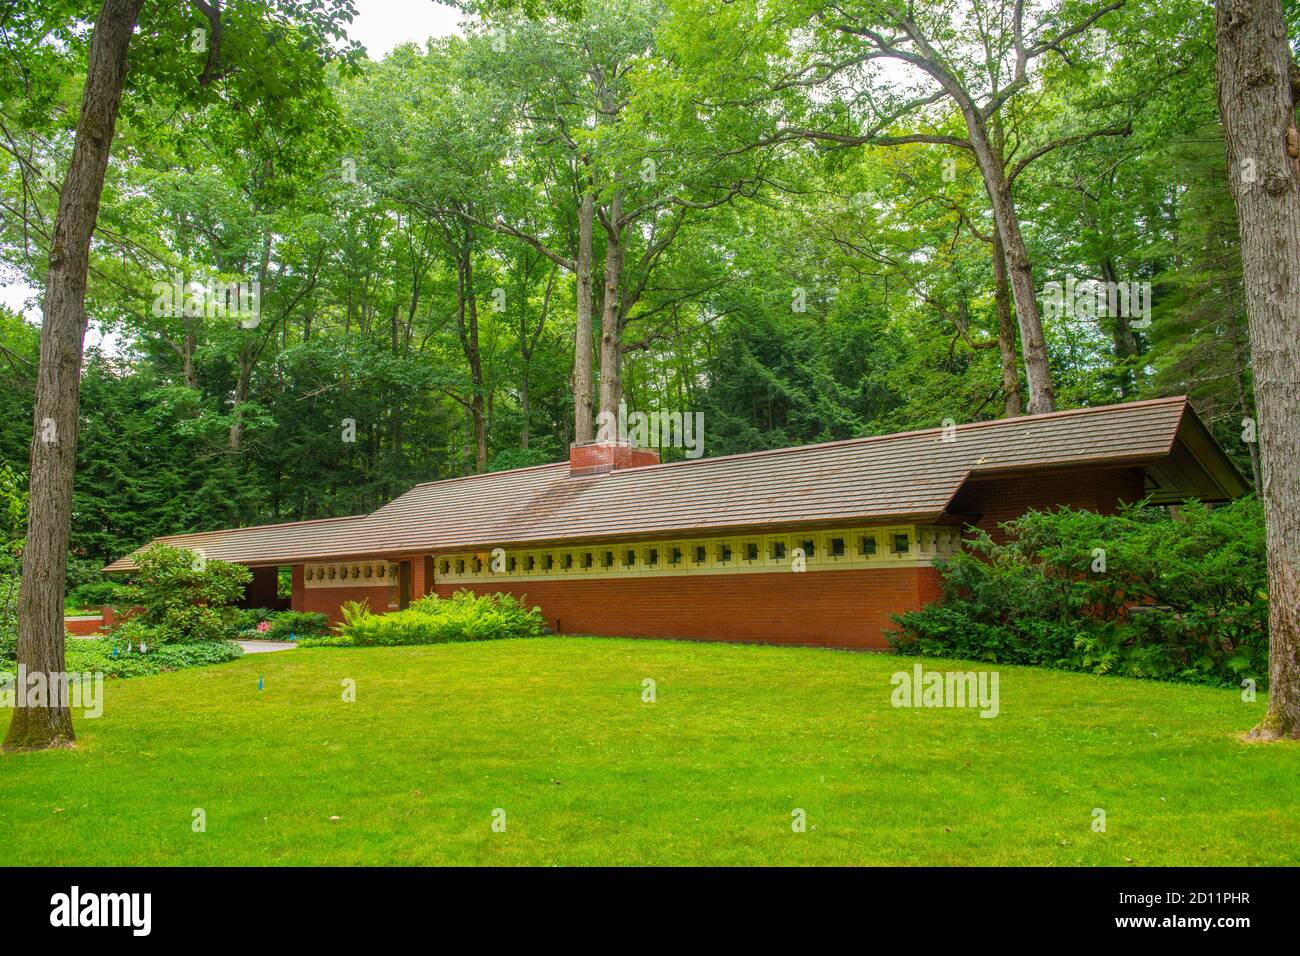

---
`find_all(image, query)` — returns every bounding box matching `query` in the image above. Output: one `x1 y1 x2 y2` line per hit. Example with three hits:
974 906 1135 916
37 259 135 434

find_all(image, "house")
104 396 1248 649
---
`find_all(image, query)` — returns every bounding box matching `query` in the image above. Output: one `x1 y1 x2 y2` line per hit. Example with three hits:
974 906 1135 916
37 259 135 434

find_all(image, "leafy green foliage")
307 590 545 647
260 611 329 642
64 635 243 679
890 499 1268 687
123 544 251 644
67 579 133 610
0 460 27 643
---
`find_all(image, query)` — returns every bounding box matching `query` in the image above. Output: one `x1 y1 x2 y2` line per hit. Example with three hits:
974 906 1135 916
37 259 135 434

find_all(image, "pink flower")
255 620 271 633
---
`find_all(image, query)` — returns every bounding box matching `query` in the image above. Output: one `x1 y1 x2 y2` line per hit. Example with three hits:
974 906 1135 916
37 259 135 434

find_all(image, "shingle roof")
102 515 369 572
105 396 1230 571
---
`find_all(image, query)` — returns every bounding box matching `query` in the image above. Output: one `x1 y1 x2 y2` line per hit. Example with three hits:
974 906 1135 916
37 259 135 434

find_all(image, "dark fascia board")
1175 404 1253 499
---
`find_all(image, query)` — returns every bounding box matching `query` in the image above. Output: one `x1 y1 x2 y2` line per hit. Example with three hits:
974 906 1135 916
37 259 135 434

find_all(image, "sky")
350 0 464 58
0 1 465 329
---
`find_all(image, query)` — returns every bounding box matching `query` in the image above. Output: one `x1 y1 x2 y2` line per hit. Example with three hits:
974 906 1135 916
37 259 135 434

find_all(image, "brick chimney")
569 441 660 476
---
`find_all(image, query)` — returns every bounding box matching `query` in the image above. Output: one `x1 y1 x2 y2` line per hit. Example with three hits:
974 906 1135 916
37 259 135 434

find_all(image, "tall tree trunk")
455 225 488 473
228 348 252 451
573 190 595 443
1228 284 1262 492
598 190 624 424
991 228 1022 417
1101 256 1139 398
968 112 1056 414
520 360 531 450
4 0 144 752
1216 0 1300 740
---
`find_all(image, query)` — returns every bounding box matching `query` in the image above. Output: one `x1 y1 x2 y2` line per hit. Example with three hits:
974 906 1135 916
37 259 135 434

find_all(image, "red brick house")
104 397 1247 649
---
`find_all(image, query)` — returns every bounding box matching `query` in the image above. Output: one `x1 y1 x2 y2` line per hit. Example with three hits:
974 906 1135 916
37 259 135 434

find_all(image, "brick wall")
286 464 1142 648
433 566 941 649
64 615 104 637
299 584 398 624
951 466 1145 543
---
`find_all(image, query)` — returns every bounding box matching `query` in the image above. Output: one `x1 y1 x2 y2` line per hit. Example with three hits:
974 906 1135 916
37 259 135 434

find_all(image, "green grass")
2 637 1298 865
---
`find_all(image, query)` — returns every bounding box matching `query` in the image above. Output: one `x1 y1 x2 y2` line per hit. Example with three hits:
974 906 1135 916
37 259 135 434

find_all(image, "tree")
5 0 144 752
1215 0 1300 740
3 0 358 752
801 1 1134 414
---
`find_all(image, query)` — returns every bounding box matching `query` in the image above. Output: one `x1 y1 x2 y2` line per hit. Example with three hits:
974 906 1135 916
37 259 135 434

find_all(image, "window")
602 550 615 569
669 546 683 566
525 555 536 571
439 559 450 575
770 541 787 561
859 534 877 557
563 552 574 570
471 555 483 573
545 553 555 571
646 547 659 567
745 542 759 562
892 533 910 555
582 552 594 569
830 536 846 557
694 545 707 564
507 555 517 572
716 542 733 564
455 559 465 574
799 539 816 559
623 548 637 569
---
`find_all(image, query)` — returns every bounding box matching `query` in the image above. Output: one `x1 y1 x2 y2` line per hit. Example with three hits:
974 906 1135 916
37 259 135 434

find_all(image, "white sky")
349 0 465 58
0 1 465 330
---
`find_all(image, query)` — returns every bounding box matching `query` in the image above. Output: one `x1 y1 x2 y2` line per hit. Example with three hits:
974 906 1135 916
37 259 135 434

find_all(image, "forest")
3 0 1300 756
0 0 1272 577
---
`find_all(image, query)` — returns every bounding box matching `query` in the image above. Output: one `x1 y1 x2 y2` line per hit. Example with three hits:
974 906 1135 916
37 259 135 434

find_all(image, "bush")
303 591 544 647
65 556 110 594
889 498 1268 687
0 624 14 667
68 579 133 610
259 610 329 642
64 635 243 679
228 607 272 638
122 543 251 644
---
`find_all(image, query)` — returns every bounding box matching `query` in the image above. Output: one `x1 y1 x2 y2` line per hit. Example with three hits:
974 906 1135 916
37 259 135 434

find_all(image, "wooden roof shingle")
105 396 1235 570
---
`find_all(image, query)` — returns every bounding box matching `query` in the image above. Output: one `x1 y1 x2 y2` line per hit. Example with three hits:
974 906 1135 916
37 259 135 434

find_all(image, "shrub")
259 610 329 642
122 543 251 644
0 623 14 667
67 578 131 610
889 498 1268 687
305 591 544 647
109 618 163 651
0 462 25 639
64 636 243 679
228 607 272 638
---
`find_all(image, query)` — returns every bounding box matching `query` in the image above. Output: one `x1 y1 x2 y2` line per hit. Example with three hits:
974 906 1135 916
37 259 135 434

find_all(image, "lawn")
2 636 1298 866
